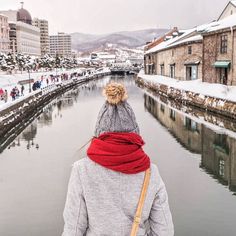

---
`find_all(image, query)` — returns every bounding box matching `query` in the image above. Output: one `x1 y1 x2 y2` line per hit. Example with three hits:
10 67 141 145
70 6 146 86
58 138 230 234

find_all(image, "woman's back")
63 158 174 236
62 83 174 236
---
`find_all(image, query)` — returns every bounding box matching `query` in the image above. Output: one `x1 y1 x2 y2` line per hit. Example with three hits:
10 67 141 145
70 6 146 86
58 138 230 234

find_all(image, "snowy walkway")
0 67 111 112
138 70 236 103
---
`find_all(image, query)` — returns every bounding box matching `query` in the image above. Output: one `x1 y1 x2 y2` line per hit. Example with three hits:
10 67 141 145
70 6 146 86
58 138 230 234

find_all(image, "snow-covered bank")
0 68 83 89
138 70 236 103
137 70 236 119
0 67 110 111
0 67 111 144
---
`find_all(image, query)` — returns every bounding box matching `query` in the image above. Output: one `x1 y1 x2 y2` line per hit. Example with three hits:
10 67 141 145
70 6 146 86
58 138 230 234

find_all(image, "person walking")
10 88 16 101
4 89 8 103
21 85 25 96
62 83 174 236
15 86 20 98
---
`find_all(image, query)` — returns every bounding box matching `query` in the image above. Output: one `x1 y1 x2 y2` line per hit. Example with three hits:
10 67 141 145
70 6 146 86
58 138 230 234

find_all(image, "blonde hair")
103 83 128 105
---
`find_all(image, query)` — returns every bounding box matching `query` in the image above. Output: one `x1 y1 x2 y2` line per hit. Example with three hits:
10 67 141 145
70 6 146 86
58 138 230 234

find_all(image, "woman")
62 83 174 236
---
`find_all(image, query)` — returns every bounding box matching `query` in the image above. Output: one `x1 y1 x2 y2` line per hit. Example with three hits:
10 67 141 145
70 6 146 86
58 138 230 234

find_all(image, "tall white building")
16 21 40 56
33 18 49 55
50 32 72 57
0 14 10 53
0 4 41 56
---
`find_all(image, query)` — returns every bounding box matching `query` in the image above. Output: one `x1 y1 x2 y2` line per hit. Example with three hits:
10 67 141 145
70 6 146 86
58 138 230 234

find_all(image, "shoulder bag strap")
130 168 151 236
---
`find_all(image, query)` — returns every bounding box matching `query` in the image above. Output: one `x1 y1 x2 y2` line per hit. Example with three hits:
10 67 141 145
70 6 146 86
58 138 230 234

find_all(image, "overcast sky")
1 0 230 35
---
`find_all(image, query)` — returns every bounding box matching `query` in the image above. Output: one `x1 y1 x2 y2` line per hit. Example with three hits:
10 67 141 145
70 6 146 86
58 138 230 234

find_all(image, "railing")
41 84 57 95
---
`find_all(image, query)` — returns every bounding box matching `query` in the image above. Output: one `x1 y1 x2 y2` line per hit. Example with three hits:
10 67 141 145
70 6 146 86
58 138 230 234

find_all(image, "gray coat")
62 158 174 236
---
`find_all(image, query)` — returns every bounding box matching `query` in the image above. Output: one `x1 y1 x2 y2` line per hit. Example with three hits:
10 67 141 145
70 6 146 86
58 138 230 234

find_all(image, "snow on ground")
0 67 110 112
0 68 80 88
0 69 77 109
138 70 236 103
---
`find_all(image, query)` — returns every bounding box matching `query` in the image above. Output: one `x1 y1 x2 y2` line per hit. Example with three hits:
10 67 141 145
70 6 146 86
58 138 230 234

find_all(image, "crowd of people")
0 86 25 103
0 72 76 105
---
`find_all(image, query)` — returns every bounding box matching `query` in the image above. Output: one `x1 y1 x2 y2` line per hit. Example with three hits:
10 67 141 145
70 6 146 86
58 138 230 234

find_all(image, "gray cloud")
1 0 230 34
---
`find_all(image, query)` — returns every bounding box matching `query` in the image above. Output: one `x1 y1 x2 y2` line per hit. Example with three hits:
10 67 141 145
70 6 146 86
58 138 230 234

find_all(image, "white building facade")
50 32 72 57
0 6 41 56
33 18 49 55
16 21 40 56
0 14 10 53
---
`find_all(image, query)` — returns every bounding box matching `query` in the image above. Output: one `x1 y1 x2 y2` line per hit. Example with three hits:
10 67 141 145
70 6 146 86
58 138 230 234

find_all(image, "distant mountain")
71 28 169 53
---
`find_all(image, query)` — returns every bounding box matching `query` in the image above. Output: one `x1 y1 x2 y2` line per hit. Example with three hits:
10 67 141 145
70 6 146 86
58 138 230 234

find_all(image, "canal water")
0 75 236 236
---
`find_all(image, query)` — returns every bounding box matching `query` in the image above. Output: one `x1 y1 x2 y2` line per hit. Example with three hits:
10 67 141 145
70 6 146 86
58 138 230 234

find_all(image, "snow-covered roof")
145 28 196 54
170 35 203 48
145 12 236 55
195 21 219 32
203 13 236 33
231 1 236 7
144 22 220 55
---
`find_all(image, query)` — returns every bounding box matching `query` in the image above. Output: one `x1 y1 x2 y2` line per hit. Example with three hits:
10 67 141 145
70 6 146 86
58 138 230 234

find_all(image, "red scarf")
87 132 150 174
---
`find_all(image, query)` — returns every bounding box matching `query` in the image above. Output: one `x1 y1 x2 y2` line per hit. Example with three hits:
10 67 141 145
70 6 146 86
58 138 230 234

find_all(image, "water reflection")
1 75 140 155
7 121 39 151
144 93 236 194
201 126 236 193
3 87 83 152
144 94 202 154
1 76 236 236
3 79 236 195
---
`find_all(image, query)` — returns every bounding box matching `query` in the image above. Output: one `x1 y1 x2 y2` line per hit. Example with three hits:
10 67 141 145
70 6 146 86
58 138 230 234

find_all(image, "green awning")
213 61 231 68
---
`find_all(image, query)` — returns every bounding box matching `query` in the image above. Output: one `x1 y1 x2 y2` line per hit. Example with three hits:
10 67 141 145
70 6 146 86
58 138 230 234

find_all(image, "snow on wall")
137 70 236 119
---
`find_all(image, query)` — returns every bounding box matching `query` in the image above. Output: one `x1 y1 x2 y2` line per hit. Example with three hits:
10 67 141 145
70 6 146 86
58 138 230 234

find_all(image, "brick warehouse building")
144 1 236 84
202 14 236 85
144 28 204 81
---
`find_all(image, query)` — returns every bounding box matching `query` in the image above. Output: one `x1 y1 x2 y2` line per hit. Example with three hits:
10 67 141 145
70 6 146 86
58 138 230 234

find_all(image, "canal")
0 75 236 236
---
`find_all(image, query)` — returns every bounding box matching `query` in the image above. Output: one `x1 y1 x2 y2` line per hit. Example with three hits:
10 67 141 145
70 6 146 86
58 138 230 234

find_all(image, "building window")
169 109 176 121
160 65 164 75
184 117 199 132
220 35 227 54
172 50 174 56
214 134 229 154
186 65 198 80
170 65 175 78
160 104 165 113
220 68 228 85
188 46 192 54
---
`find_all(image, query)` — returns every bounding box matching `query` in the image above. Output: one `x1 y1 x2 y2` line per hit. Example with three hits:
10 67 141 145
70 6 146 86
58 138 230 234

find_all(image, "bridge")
110 65 141 75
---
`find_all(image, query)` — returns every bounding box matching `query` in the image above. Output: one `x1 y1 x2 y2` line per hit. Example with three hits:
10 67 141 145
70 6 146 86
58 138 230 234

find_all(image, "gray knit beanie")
94 83 140 137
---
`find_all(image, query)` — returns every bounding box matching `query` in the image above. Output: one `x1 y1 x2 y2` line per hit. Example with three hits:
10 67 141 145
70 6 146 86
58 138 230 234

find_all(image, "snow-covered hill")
71 28 168 53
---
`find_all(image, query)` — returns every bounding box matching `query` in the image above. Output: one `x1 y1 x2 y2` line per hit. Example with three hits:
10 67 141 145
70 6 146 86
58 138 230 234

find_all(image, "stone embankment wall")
136 76 236 119
0 72 110 142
